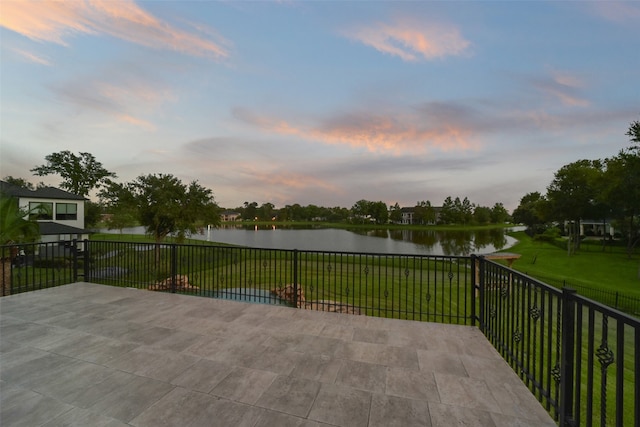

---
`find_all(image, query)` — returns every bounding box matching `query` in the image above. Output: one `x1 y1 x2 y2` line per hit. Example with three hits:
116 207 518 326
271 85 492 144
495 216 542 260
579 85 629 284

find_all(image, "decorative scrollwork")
500 285 509 299
425 293 431 302
448 271 454 281
404 268 410 277
551 364 561 383
363 266 369 275
596 343 615 369
327 264 332 273
513 329 522 343
219 275 225 284
384 289 389 298
529 305 540 321
262 260 268 268
489 307 497 318
345 286 350 296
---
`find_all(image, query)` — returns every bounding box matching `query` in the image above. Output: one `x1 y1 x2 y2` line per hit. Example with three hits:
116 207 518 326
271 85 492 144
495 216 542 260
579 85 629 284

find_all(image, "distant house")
0 181 89 243
579 219 615 237
398 206 441 225
220 210 241 222
400 207 414 225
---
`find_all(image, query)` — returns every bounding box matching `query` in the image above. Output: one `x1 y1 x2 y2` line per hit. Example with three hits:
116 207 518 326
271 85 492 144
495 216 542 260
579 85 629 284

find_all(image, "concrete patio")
0 282 555 427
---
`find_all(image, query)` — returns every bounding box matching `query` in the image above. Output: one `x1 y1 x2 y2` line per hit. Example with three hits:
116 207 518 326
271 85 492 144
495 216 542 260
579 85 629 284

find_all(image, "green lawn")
501 232 640 300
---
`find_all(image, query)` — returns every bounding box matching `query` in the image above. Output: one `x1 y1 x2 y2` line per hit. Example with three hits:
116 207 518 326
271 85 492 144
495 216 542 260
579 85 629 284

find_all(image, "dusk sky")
1 1 638 212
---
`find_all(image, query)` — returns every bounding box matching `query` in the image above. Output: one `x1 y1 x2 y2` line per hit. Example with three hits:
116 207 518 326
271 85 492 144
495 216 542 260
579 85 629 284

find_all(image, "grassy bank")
500 231 640 299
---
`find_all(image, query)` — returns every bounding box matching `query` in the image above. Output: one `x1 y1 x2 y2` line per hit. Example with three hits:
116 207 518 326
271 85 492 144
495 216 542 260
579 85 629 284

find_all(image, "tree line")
232 198 509 226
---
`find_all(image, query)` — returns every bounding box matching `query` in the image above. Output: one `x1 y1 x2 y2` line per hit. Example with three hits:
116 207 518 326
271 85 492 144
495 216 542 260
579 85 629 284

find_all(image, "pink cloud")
532 71 590 107
0 1 94 45
253 171 340 193
117 113 155 130
343 19 470 61
0 0 229 59
12 48 51 66
51 73 172 130
233 108 476 154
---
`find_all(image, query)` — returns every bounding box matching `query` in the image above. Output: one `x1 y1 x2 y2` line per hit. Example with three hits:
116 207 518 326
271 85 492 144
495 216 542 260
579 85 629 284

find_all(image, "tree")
326 206 350 222
626 119 640 150
512 192 547 233
473 206 491 225
129 174 220 243
601 120 640 257
439 197 455 224
351 200 372 223
242 201 258 221
98 181 138 234
258 202 275 221
369 201 389 224
0 195 41 245
31 151 116 197
389 203 402 223
460 197 474 225
413 200 436 225
490 203 510 224
546 160 604 255
0 195 41 296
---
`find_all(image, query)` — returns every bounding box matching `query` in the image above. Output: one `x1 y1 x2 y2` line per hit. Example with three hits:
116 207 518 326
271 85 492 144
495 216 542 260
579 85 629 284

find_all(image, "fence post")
471 255 477 326
72 239 78 282
83 239 89 282
170 244 177 293
478 255 486 333
559 287 577 426
292 249 298 308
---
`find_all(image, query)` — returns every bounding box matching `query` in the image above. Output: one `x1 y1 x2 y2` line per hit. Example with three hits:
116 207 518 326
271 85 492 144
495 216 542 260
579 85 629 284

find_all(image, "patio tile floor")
0 283 556 426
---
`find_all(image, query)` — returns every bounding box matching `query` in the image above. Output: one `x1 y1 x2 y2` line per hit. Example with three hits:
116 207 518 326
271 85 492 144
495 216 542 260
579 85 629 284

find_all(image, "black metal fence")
526 273 640 317
83 239 474 323
475 255 639 427
1 240 81 296
1 240 473 323
1 240 638 426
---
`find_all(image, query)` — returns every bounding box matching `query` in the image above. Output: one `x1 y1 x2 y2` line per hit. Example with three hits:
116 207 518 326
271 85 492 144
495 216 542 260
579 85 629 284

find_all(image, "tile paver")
0 282 556 426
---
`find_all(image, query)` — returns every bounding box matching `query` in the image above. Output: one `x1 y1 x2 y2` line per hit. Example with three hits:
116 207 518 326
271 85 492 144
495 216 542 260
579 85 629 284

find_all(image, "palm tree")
0 195 41 296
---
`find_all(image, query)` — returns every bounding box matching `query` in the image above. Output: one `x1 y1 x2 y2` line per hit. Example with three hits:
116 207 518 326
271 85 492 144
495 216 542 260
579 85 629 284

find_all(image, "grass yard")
502 232 640 300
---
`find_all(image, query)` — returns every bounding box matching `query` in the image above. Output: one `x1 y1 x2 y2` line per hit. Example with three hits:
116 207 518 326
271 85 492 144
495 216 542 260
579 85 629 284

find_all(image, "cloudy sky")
1 1 638 211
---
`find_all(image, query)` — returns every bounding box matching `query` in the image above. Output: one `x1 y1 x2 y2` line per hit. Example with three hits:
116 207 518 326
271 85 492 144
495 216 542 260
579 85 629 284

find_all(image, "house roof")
38 222 90 236
0 180 86 201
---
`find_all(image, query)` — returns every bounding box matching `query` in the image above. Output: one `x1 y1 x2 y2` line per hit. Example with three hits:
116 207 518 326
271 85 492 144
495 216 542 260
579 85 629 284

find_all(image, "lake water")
101 225 518 256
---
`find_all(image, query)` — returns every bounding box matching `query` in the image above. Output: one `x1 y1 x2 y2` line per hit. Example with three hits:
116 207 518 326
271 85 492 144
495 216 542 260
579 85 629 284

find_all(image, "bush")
533 227 561 243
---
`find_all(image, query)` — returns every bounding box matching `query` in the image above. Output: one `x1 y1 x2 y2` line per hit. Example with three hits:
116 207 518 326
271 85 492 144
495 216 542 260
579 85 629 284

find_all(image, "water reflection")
103 225 516 256
353 228 510 256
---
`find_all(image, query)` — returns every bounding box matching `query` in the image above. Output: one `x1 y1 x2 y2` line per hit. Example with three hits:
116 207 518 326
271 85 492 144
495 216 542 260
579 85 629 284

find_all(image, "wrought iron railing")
474 255 639 427
83 240 473 323
1 240 638 426
526 273 640 316
1 240 82 296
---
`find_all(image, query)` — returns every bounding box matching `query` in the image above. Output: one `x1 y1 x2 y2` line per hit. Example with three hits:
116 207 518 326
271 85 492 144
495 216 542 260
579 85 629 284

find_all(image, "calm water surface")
103 225 517 256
